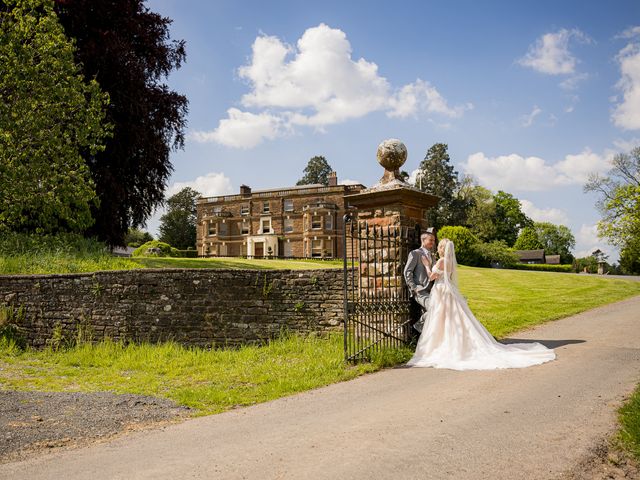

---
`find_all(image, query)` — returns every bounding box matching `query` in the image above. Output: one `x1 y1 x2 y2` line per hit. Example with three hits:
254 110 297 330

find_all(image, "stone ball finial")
376 139 407 171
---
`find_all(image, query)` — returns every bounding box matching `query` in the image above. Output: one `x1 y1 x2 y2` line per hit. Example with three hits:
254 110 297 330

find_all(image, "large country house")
196 172 365 258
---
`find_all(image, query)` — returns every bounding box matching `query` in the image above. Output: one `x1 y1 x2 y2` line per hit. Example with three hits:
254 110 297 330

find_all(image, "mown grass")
457 266 640 338
0 254 343 274
0 263 638 417
619 383 640 461
131 256 343 270
0 333 412 416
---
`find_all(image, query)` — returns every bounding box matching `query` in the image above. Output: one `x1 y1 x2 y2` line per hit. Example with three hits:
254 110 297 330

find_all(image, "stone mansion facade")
196 172 365 258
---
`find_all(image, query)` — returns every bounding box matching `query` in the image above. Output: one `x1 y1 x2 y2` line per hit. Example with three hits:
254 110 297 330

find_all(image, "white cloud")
338 179 362 186
521 105 542 127
144 172 235 237
612 26 640 130
462 148 610 192
520 199 569 224
166 172 234 198
190 108 287 149
573 223 615 259
559 72 589 90
518 28 590 75
195 24 470 148
612 137 640 152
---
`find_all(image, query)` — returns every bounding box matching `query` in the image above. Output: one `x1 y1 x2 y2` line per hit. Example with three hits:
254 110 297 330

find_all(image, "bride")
406 238 556 370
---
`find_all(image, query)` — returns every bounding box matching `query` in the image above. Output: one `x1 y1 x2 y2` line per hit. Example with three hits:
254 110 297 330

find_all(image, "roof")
515 249 545 260
545 255 561 264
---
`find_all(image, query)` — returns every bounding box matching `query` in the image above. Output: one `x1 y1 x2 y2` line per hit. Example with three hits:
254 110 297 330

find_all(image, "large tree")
465 185 498 242
584 147 640 273
54 0 188 246
534 222 575 263
296 156 332 186
0 0 109 234
493 191 532 246
159 187 199 249
414 143 463 230
513 227 543 251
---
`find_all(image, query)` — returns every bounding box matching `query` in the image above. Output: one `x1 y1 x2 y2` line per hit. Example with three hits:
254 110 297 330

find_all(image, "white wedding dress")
406 241 556 370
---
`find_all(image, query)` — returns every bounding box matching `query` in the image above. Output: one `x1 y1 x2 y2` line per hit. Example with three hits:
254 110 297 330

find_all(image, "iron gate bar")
343 214 420 362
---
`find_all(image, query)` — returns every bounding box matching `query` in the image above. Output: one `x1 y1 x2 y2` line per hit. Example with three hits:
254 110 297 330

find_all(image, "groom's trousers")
412 292 430 332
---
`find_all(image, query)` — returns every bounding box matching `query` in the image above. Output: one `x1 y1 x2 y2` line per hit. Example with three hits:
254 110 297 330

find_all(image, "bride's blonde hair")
437 238 451 256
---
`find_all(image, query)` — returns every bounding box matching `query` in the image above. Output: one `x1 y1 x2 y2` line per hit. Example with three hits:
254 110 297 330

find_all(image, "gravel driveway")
0 391 190 464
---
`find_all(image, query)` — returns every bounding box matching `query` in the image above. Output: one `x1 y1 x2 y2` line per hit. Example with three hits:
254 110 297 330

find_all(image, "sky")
144 0 640 261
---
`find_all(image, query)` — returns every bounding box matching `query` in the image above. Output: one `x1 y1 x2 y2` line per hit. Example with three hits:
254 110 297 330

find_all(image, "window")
311 239 322 257
262 201 270 213
218 222 228 237
241 221 249 235
260 218 271 233
311 215 322 230
284 218 294 233
325 214 333 230
208 222 217 236
284 199 294 212
240 204 250 215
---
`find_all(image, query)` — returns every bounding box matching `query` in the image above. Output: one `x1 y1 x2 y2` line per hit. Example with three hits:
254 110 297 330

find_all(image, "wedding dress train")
406 241 556 370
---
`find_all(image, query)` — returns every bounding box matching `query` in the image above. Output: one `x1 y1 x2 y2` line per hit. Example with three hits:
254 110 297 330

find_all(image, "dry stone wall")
0 269 345 348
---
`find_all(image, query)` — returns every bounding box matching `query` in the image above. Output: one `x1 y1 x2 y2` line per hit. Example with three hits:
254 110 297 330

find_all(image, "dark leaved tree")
296 156 332 186
54 0 188 246
414 143 461 230
158 187 199 249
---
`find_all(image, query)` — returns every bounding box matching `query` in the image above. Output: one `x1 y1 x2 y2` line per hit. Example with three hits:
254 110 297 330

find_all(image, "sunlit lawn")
0 264 639 417
131 256 344 270
457 266 640 338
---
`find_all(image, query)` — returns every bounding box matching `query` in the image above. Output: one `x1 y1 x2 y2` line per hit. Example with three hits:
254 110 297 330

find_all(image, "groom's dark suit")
403 246 434 333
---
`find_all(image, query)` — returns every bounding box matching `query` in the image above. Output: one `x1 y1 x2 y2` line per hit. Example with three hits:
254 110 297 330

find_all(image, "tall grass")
0 332 408 416
0 232 140 274
619 384 640 460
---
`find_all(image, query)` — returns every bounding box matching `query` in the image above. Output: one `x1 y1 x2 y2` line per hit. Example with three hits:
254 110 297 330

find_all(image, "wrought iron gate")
342 214 421 362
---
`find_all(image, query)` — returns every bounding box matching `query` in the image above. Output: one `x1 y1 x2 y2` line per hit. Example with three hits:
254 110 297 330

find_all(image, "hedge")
510 263 573 273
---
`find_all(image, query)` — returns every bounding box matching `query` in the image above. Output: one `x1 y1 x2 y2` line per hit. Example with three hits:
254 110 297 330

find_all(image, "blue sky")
144 0 640 260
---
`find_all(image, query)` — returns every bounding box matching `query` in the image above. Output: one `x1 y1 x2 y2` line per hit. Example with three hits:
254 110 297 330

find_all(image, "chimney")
328 171 338 186
240 184 251 196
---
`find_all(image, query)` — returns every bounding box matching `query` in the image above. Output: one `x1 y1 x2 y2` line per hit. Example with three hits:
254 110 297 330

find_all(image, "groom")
403 229 436 334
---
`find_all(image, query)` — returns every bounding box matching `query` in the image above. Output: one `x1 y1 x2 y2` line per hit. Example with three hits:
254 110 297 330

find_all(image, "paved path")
2 296 640 480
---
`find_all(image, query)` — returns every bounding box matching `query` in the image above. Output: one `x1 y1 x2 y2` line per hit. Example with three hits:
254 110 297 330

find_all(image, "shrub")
437 226 481 266
132 240 179 257
473 240 519 268
511 263 572 273
175 249 198 258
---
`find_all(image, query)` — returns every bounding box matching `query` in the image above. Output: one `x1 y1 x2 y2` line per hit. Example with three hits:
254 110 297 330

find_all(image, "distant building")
515 249 546 264
515 250 564 265
545 255 561 265
196 172 365 258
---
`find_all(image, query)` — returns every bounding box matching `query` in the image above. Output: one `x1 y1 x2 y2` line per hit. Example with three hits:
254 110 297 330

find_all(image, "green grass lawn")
131 256 344 270
457 266 640 337
619 384 640 461
0 333 408 416
0 254 343 274
0 264 639 418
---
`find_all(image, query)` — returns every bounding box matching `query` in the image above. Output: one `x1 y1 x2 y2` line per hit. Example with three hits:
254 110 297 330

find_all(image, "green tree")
513 227 543 251
158 187 200 249
436 225 481 266
493 191 532 246
584 146 640 273
533 222 575 263
0 0 109 234
124 228 154 248
619 235 640 274
415 143 463 230
465 185 498 242
296 156 333 186
54 0 188 246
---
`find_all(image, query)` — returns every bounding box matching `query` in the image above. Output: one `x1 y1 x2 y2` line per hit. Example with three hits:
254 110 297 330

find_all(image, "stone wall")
0 268 346 349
